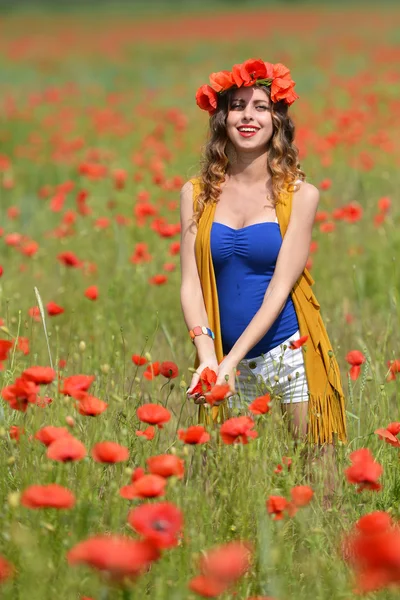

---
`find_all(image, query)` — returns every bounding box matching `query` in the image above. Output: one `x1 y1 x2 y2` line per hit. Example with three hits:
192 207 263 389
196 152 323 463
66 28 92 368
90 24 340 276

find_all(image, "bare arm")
226 182 320 365
179 181 217 363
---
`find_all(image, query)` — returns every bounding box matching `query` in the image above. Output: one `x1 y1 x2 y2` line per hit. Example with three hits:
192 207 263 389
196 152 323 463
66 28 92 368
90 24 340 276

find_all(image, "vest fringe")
308 392 347 445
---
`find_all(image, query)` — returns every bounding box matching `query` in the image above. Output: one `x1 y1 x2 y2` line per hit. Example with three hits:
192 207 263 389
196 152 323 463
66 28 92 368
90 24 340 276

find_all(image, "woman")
179 58 347 447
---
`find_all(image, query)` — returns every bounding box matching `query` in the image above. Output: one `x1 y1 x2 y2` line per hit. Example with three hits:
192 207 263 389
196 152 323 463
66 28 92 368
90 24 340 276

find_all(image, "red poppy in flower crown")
196 57 298 115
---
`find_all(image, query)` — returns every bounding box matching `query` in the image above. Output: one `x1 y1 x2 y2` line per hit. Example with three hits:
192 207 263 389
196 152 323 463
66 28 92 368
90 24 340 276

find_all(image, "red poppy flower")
387 359 400 381
128 501 183 549
91 442 129 463
345 448 383 492
9 425 24 442
132 354 147 366
146 454 184 479
136 426 156 441
266 496 288 520
34 426 72 446
136 403 171 429
375 422 400 447
291 485 314 507
119 474 167 500
57 251 82 268
220 416 258 445
343 510 400 593
143 361 161 380
21 366 56 385
0 339 13 361
178 425 210 445
209 70 235 92
190 367 217 396
0 555 14 583
67 535 160 581
2 377 39 412
77 395 108 416
21 484 76 509
289 335 309 350
204 383 231 405
159 361 179 379
248 394 271 415
84 286 98 301
47 302 65 316
345 350 366 380
131 467 145 482
60 374 95 396
188 575 228 597
195 84 218 115
200 540 253 583
47 436 87 462
17 337 30 355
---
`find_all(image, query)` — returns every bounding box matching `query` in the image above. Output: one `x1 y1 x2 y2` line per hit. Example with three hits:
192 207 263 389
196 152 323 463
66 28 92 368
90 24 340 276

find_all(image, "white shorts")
228 329 309 409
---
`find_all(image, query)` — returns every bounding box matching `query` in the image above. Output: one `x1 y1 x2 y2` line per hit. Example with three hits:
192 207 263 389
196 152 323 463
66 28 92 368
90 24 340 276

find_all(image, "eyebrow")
231 98 269 103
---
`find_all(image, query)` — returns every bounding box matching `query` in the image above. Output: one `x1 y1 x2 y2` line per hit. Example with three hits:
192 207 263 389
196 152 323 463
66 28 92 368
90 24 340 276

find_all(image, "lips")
237 127 259 137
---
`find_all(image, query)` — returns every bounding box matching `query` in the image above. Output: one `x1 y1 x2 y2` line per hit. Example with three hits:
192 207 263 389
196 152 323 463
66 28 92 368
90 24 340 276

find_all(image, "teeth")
238 128 258 132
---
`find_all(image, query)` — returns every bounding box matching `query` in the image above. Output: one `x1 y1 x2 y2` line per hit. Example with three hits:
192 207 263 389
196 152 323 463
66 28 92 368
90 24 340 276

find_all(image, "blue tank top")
210 221 299 359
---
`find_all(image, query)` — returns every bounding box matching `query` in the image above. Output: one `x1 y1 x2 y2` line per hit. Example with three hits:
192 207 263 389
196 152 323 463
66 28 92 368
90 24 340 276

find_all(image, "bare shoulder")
180 180 194 198
293 180 320 206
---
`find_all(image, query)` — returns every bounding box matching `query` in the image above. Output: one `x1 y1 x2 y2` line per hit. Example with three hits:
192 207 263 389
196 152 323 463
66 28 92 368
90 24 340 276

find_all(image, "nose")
242 103 254 122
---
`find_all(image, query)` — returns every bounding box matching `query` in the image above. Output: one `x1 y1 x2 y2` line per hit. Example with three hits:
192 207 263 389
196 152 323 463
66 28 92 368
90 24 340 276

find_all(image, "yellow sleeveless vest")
190 176 347 445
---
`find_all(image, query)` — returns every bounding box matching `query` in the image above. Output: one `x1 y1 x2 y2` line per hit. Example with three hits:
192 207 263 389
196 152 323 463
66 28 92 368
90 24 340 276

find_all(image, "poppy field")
1 4 400 599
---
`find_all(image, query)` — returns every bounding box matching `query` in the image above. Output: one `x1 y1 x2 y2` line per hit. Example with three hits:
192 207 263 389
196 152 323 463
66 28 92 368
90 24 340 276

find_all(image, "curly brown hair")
192 84 305 226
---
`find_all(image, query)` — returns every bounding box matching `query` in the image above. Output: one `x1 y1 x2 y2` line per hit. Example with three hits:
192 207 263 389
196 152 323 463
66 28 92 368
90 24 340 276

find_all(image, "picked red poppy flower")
204 383 231 405
136 403 171 428
345 448 383 492
289 335 308 350
178 425 210 444
21 484 76 509
67 535 160 581
136 426 156 441
220 416 258 445
46 436 87 462
146 454 184 479
34 426 72 446
91 441 129 463
199 540 253 583
190 367 217 397
120 474 167 500
248 394 271 415
128 501 183 549
345 350 366 380
375 422 400 448
21 366 56 385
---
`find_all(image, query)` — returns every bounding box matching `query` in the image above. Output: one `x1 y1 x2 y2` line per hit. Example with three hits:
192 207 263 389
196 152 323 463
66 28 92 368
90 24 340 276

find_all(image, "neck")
226 150 271 187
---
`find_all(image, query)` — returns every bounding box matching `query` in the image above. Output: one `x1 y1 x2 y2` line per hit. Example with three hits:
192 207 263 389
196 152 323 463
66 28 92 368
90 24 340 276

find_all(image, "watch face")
193 326 202 336
201 326 208 334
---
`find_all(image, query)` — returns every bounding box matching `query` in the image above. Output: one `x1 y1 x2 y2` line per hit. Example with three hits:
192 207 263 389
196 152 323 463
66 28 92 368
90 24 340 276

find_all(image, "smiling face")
225 85 274 152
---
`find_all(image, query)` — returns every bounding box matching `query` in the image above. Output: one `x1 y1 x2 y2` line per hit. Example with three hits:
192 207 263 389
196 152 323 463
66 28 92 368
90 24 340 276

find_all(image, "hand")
186 356 219 405
215 356 238 400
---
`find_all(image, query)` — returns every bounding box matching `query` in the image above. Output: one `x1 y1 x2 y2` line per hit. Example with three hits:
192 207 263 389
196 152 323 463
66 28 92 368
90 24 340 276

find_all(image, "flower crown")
195 58 298 115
